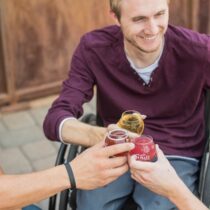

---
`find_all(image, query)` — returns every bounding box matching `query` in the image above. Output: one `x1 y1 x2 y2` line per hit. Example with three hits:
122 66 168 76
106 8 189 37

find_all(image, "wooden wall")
0 22 6 95
0 0 113 108
198 0 210 33
169 0 210 33
0 0 209 109
169 0 199 30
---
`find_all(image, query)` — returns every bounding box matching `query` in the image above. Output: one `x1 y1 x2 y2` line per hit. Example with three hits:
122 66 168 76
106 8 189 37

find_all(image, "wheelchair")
48 92 210 210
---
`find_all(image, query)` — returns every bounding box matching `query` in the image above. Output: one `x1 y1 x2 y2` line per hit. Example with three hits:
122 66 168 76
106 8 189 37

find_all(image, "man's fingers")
103 143 134 157
104 165 128 185
107 124 120 131
106 164 129 178
94 140 106 148
127 131 139 139
107 156 127 168
141 114 147 119
129 155 154 171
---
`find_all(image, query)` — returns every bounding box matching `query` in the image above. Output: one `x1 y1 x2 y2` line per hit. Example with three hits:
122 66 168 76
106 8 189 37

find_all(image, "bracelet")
64 163 76 189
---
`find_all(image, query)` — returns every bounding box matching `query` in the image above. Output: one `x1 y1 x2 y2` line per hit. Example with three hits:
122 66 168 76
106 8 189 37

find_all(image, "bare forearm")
62 119 106 146
168 181 208 210
0 165 69 210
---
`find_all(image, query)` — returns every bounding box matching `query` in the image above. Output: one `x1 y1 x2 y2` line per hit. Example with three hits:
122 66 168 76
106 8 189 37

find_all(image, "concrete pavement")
0 95 96 209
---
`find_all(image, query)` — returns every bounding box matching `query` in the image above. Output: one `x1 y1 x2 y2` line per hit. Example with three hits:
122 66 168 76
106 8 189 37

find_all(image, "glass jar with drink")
130 135 157 162
117 110 144 134
105 129 129 156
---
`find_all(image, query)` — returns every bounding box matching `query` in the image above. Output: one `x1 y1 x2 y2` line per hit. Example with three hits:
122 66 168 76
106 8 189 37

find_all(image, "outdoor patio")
0 95 96 209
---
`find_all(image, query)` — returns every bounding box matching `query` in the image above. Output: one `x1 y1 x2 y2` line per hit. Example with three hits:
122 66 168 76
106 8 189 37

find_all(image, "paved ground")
0 94 96 210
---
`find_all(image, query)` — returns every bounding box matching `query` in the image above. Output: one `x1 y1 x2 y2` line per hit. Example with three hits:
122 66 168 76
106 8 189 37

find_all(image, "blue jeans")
76 157 199 210
22 205 42 210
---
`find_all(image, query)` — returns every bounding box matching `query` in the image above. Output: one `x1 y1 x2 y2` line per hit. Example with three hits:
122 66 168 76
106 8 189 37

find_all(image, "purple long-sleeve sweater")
43 24 210 158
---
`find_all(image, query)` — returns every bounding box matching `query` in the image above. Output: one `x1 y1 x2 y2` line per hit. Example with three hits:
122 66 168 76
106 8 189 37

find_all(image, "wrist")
62 119 106 146
88 126 106 146
168 179 190 206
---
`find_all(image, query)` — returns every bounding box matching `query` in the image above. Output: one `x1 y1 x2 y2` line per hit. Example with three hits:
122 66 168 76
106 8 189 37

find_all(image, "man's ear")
109 10 120 26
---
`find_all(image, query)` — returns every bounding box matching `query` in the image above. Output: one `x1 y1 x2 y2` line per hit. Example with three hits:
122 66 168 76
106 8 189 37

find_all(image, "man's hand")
70 141 134 190
129 145 182 198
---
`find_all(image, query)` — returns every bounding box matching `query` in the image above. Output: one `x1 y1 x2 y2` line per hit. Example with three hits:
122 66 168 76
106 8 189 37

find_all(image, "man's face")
118 0 169 54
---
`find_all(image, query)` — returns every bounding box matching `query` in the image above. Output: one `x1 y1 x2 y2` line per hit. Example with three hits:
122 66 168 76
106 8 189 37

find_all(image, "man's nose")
144 19 159 35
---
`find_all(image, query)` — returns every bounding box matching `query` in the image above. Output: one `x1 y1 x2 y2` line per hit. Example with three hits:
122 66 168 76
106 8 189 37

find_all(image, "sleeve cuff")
59 117 77 144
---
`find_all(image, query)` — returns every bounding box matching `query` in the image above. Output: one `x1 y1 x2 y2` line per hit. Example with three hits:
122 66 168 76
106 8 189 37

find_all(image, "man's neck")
124 39 164 69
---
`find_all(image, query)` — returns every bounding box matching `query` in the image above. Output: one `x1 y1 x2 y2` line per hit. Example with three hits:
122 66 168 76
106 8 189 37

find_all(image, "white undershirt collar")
126 39 165 84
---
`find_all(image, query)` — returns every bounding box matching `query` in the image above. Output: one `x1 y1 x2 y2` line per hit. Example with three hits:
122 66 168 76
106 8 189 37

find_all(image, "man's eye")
155 12 165 17
132 17 146 22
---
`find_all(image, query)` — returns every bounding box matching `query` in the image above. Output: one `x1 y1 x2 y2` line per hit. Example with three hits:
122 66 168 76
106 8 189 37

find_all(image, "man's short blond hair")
109 0 122 20
110 0 170 21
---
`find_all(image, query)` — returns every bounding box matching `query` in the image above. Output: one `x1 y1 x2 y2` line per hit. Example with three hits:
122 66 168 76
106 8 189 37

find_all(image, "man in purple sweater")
43 0 210 209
